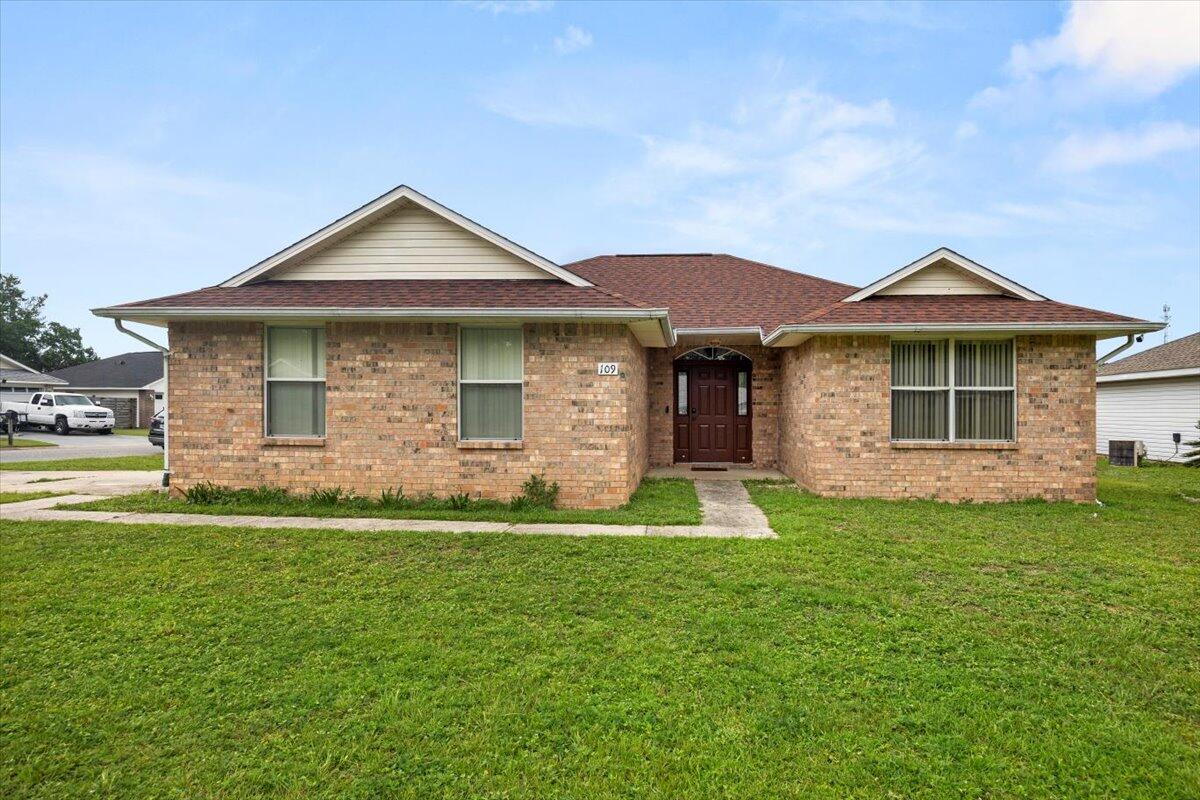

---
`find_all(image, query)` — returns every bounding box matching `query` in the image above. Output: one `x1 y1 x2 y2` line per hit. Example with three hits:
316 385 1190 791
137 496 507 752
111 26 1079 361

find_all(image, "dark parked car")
148 410 164 447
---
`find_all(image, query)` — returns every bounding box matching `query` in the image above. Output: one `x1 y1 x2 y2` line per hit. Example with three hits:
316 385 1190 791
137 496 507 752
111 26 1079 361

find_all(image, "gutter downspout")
114 320 170 488
1096 334 1138 366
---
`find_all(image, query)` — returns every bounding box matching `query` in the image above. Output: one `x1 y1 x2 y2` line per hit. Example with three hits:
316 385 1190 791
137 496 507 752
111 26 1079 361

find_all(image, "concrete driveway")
0 469 161 495
0 430 161 464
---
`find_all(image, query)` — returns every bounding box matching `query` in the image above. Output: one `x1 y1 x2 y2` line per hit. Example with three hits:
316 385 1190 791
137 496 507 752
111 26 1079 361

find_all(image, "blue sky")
2 0 1198 357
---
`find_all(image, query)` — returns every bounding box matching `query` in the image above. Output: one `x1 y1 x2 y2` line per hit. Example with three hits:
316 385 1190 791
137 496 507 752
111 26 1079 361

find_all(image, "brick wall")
646 342 781 468
623 332 650 496
167 321 649 508
779 334 1097 503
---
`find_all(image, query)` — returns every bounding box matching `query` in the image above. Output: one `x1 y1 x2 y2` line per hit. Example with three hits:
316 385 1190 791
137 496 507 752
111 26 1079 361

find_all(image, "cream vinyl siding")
876 261 1001 296
274 203 550 281
1096 376 1200 461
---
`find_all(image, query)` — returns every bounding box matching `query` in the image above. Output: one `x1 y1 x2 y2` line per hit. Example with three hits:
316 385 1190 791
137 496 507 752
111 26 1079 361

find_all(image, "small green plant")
308 487 352 505
377 487 409 508
448 492 473 510
1183 420 1200 467
511 473 559 510
236 486 290 504
183 482 231 505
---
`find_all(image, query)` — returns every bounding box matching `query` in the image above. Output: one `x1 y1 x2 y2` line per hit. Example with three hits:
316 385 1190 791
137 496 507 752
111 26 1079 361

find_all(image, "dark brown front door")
673 361 752 464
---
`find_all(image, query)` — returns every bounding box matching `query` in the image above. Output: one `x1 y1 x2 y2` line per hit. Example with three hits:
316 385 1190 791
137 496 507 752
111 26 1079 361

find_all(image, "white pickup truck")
1 392 116 435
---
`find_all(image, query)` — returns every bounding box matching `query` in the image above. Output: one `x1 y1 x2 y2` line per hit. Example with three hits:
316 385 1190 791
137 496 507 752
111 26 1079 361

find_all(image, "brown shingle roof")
1097 331 1200 375
569 253 1144 332
567 253 856 331
105 254 1151 335
111 280 650 310
793 294 1142 327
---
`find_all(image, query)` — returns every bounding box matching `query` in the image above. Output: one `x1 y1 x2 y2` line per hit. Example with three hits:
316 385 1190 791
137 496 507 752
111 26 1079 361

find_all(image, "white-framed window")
891 338 1015 442
265 326 326 437
459 326 523 441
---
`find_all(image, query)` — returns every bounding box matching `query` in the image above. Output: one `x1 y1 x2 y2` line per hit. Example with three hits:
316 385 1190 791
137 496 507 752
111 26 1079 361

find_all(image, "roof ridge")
566 252 860 293
712 253 860 292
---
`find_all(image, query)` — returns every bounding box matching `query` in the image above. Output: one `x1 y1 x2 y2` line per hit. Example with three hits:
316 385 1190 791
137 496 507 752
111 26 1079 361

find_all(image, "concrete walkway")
1 472 777 539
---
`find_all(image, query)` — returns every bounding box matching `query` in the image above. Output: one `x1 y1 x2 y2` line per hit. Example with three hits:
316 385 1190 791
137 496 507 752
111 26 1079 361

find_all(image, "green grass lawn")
0 454 163 472
61 477 700 526
2 461 1197 798
0 437 56 449
113 428 149 436
0 490 67 504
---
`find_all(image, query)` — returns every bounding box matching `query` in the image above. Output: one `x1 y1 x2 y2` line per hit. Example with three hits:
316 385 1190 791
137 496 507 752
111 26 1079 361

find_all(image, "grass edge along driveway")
0 454 164 472
0 437 56 449
0 490 68 504
2 460 1197 798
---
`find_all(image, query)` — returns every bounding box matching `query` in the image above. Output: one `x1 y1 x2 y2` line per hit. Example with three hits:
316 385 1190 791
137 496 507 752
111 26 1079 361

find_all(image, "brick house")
95 186 1160 507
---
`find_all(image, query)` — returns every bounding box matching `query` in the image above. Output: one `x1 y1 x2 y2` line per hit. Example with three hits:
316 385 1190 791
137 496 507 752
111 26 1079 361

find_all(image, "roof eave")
1097 366 1200 383
92 305 677 346
762 320 1166 347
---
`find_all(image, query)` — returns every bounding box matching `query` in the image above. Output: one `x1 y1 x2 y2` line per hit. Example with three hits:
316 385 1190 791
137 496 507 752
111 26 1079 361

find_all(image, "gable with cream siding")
274 203 550 281
876 261 1000 296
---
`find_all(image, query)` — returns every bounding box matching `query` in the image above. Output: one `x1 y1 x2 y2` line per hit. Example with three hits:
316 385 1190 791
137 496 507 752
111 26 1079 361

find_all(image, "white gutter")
113 320 170 487
762 321 1166 346
94 306 676 346
674 326 765 338
1095 334 1137 365
1097 366 1200 383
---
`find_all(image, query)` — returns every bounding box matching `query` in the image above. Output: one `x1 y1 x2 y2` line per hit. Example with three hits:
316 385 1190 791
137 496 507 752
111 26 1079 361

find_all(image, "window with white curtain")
891 338 1015 442
266 326 325 437
459 327 522 440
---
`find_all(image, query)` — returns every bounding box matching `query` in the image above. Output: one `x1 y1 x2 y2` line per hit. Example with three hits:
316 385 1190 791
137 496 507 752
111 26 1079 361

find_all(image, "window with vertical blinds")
891 338 1015 441
266 326 326 437
459 327 522 440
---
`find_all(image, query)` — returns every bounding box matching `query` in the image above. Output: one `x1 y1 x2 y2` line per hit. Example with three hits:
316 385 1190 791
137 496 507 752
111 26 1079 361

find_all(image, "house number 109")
597 362 619 376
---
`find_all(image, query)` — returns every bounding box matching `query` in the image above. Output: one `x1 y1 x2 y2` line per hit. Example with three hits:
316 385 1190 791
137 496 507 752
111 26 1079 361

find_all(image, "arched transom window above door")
675 346 749 362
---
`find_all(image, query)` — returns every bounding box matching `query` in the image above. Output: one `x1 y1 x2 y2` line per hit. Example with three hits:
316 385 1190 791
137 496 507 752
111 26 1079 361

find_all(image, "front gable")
274 202 551 281
843 248 1045 302
221 185 591 287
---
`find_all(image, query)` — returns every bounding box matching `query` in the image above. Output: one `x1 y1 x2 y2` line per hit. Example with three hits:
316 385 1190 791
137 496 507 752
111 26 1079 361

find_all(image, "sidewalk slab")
4 480 779 540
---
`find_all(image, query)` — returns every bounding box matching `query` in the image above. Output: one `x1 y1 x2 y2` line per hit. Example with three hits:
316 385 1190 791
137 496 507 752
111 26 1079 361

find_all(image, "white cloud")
1010 1 1200 94
594 88 935 244
483 66 1152 252
734 88 894 136
641 136 741 175
465 0 553 14
1045 121 1200 172
977 0 1200 110
553 25 593 55
955 121 979 140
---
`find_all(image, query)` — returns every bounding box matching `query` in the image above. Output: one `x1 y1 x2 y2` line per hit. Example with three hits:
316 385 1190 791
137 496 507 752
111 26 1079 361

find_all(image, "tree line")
1 273 98 372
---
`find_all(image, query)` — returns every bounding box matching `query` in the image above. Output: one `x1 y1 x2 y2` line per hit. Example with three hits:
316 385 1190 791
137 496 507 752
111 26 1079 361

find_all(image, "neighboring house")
93 186 1160 507
48 351 165 428
1096 332 1200 462
0 353 68 400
